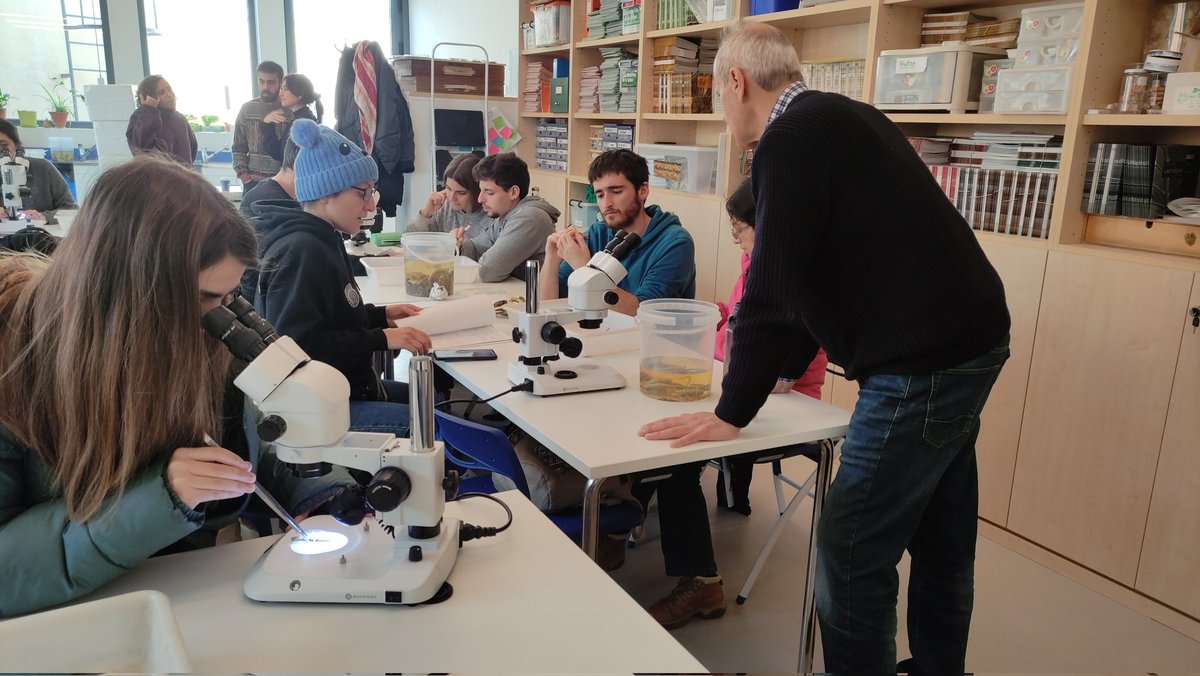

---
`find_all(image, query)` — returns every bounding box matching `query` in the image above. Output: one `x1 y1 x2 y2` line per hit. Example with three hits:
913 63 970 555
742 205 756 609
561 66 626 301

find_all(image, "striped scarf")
353 42 378 155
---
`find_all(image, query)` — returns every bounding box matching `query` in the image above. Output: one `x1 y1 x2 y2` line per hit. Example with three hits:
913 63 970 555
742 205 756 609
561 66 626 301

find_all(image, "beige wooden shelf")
645 18 736 39
886 113 1069 125
884 0 1037 7
576 33 641 48
574 112 639 120
743 0 873 30
641 112 725 121
519 111 569 118
521 44 571 56
1082 114 1200 127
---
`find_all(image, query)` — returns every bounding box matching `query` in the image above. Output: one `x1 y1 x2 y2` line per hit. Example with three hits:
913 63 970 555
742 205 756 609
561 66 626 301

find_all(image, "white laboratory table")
74 490 707 673
356 274 525 306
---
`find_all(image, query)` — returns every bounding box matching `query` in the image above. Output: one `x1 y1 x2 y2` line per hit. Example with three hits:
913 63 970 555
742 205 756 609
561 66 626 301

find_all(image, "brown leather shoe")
648 576 726 629
596 533 627 571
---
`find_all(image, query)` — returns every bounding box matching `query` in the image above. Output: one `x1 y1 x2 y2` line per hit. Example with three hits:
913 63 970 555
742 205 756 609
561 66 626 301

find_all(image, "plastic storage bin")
635 143 720 194
993 90 1068 114
996 65 1073 93
875 45 1006 113
533 1 571 48
1019 3 1084 40
570 199 601 230
636 299 720 402
1014 36 1080 67
750 0 800 14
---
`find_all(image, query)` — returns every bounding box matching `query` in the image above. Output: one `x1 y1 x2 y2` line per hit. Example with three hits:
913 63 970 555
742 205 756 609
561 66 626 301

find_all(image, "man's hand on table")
638 411 741 448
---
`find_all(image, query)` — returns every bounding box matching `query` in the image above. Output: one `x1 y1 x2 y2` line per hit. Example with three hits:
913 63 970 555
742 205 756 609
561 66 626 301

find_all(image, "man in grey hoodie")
451 152 559 282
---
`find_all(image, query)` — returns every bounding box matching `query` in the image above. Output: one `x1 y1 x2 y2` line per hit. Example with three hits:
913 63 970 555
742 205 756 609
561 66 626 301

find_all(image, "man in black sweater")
640 23 1011 674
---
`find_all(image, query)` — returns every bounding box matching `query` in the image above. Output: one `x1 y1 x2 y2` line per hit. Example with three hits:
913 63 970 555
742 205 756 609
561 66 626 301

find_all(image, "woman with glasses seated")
712 178 828 515
253 119 431 436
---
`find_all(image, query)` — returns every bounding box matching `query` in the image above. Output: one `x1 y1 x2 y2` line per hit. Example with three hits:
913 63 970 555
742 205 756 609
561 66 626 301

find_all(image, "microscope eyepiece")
602 231 641 263
202 305 268 361
226 295 279 344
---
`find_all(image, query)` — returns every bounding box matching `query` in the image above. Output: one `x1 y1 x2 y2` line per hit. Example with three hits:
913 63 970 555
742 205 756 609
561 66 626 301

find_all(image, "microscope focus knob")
366 467 412 512
603 290 620 306
560 337 583 358
511 327 523 343
257 415 287 442
540 321 566 345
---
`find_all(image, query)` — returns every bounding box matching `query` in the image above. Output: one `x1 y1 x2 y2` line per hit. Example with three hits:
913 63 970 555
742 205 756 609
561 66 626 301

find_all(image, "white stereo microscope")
1 146 31 221
204 297 461 605
507 230 640 396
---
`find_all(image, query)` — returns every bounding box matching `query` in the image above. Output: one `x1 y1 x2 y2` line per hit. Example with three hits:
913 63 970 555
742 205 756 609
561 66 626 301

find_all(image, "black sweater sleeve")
715 128 830 427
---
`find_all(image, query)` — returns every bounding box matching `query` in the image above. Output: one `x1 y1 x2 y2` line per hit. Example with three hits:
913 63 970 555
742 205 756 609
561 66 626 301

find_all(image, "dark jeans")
348 380 412 438
816 339 1009 674
632 462 718 578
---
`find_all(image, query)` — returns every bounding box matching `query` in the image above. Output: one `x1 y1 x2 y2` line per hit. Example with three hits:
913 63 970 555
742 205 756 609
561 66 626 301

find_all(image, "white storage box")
1164 72 1200 114
1019 3 1084 40
1014 36 1080 67
0 591 192 672
874 45 1006 113
533 1 571 47
993 89 1068 114
996 65 1073 93
635 142 721 194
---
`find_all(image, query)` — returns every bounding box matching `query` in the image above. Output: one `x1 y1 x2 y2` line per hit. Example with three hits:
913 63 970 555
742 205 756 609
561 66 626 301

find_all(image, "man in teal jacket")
538 149 695 314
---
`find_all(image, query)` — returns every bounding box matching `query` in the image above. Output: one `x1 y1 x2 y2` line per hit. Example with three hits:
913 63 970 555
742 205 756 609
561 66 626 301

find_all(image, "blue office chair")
434 410 644 543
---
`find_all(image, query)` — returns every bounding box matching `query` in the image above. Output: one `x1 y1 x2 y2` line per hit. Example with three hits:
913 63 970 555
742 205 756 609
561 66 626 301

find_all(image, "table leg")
799 439 833 674
581 477 604 560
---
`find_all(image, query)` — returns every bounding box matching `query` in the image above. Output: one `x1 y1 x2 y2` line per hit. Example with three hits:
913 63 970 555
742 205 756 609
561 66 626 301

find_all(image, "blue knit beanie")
291 118 379 202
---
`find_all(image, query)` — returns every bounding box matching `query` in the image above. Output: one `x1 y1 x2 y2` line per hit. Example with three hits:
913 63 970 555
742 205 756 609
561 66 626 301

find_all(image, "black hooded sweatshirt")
252 204 388 401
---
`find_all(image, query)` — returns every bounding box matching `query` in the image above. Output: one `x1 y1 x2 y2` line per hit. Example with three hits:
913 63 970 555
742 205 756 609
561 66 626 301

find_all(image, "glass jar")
1146 71 1168 113
1118 68 1150 113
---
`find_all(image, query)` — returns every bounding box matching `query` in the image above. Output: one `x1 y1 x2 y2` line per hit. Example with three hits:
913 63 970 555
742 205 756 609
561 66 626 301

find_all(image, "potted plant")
185 114 202 133
0 89 11 120
38 77 77 128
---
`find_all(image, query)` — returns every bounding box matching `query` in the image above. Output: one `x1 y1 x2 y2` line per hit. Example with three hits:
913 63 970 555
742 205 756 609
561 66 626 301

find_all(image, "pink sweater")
716 253 828 400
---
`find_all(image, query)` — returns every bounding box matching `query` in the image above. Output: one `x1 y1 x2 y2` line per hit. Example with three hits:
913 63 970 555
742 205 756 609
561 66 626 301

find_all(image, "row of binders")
928 166 1056 239
1081 144 1200 220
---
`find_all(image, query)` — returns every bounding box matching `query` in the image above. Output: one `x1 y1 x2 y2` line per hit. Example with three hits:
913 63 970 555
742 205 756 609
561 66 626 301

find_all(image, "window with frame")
1 0 108 123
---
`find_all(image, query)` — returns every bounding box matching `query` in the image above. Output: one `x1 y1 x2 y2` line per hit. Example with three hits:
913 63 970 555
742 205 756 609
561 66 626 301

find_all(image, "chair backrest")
434 410 531 497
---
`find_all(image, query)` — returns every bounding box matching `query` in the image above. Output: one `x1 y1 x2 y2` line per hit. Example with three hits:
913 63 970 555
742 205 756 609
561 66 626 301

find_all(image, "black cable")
434 380 533 410
455 492 514 543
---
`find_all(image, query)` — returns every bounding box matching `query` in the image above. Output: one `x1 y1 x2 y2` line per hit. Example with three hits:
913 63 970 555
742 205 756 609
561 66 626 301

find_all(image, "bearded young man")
538 149 694 316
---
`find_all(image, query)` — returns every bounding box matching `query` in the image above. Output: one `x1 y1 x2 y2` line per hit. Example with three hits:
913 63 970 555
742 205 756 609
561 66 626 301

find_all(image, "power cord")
435 379 534 410
456 492 514 543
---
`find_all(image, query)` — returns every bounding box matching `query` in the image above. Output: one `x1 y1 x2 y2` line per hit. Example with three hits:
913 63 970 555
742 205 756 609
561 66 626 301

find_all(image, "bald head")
714 22 804 91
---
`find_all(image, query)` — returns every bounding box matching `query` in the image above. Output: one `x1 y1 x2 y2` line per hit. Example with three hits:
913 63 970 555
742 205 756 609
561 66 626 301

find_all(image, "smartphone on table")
431 348 498 361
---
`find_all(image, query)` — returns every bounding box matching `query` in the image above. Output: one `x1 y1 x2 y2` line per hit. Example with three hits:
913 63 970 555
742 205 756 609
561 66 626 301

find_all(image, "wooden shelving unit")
1082 114 1200 127
887 113 1068 126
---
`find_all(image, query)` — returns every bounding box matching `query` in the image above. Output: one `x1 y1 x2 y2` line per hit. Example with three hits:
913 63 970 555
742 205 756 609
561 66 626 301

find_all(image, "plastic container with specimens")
637 299 720 402
994 89 1068 114
874 45 1005 113
1018 3 1084 40
996 65 1073 93
1014 36 1080 67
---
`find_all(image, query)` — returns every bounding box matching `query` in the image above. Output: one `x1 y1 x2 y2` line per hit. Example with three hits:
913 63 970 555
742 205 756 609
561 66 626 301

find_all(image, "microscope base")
243 514 460 605
507 360 626 396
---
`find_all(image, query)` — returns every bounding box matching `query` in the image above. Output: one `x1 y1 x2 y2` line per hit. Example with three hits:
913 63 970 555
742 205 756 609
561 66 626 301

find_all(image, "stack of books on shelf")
621 0 642 34
653 37 712 114
799 59 865 101
656 0 696 30
590 123 636 161
1082 144 1200 220
619 55 639 113
579 65 602 113
535 120 568 173
912 132 1063 239
586 0 623 39
523 61 552 113
599 47 637 113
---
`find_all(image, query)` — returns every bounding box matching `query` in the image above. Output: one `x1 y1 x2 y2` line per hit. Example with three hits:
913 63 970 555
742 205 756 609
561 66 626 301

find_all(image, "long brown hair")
0 156 257 521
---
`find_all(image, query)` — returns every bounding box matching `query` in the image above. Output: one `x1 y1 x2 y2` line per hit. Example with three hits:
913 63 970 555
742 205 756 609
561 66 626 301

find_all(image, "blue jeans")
348 380 411 439
816 340 1009 674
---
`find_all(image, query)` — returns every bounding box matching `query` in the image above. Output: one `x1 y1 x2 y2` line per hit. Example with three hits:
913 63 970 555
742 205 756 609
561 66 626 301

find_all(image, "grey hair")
714 22 804 91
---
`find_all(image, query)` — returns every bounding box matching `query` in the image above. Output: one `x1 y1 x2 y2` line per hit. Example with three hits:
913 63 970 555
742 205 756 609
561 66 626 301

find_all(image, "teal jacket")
557 205 696 301
0 404 351 618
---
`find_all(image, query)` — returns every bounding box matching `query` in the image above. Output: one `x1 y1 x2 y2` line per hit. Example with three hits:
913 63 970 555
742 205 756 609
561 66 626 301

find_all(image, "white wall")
406 0 518 94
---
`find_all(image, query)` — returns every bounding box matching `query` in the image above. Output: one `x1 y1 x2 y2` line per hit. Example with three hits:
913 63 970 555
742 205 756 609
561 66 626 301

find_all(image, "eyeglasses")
731 221 751 239
346 186 379 204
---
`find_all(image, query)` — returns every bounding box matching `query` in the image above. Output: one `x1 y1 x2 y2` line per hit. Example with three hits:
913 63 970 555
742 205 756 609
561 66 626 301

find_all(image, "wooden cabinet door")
1009 251 1194 584
1137 274 1200 615
976 241 1047 526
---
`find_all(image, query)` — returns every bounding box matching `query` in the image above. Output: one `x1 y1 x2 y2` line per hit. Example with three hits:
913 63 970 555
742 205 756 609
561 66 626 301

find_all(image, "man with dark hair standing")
233 61 289 192
539 149 694 317
240 139 300 217
451 152 558 282
640 22 1010 673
